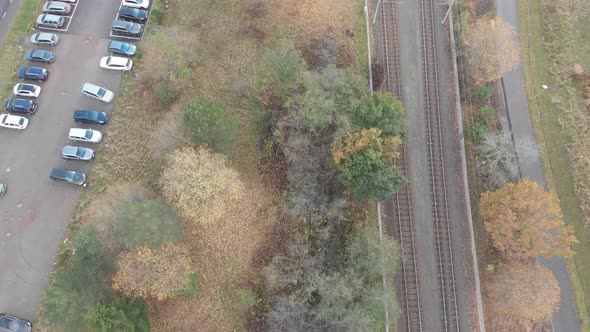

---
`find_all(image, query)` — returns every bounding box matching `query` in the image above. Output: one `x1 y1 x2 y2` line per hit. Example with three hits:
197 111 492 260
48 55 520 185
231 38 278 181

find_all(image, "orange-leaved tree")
112 244 193 301
479 178 576 260
485 263 559 328
463 17 520 85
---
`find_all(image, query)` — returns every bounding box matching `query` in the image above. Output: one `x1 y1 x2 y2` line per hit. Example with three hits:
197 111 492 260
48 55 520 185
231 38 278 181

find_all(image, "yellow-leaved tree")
332 128 401 166
160 147 244 224
485 263 559 330
463 17 520 85
479 179 576 261
112 244 193 301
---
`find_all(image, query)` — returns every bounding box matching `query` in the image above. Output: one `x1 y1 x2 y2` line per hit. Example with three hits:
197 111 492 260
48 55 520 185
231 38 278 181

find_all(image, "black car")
111 20 142 37
0 313 32 332
73 110 109 125
25 49 55 63
49 168 87 187
119 6 148 23
18 66 48 82
4 98 38 115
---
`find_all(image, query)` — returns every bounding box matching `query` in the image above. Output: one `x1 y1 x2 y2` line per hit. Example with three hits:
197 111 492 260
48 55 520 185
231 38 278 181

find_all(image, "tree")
307 224 400 330
84 297 150 332
41 226 111 330
112 244 193 301
485 263 559 326
351 92 406 137
476 130 539 187
480 179 577 260
333 129 404 202
262 40 306 97
160 147 244 224
462 17 520 85
117 198 182 250
182 99 239 153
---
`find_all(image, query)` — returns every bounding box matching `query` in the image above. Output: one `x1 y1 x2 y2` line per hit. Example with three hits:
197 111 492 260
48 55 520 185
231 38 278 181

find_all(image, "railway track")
418 0 459 331
378 1 423 331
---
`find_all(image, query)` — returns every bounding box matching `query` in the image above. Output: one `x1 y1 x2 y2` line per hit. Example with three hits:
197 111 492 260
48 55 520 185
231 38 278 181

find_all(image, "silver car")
36 14 65 28
42 1 72 15
81 83 114 103
30 32 59 46
61 146 95 161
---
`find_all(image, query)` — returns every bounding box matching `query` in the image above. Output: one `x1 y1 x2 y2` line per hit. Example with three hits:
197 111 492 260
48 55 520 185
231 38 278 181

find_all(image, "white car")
100 56 133 71
122 0 149 9
13 83 41 98
0 114 29 130
81 83 114 103
68 128 103 143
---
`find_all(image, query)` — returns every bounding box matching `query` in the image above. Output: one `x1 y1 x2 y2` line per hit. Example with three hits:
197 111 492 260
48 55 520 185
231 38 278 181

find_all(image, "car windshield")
76 148 86 157
120 43 129 52
18 118 25 125
84 130 93 139
21 85 34 92
97 88 106 97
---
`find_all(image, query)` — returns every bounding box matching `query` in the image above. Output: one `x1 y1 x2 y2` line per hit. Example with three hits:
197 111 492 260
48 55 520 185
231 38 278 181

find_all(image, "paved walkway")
497 1 579 331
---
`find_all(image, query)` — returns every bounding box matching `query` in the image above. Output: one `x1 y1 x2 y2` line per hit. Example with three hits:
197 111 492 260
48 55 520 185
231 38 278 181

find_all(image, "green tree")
41 226 111 330
339 149 405 202
182 99 239 154
262 40 306 97
84 298 150 332
118 199 182 250
351 92 406 137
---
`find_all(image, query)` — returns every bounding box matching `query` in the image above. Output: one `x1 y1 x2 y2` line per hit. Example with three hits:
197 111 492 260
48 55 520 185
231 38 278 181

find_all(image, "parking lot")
0 0 138 320
33 1 79 32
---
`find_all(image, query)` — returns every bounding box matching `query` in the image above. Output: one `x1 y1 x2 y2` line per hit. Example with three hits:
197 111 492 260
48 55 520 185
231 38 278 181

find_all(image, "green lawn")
519 0 590 329
0 0 42 96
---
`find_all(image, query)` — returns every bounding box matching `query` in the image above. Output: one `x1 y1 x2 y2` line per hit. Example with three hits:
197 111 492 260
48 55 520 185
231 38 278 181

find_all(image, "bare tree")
476 130 538 187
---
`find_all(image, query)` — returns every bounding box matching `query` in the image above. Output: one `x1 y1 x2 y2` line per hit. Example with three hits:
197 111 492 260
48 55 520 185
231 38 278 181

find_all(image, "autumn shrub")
117 199 182 250
41 226 112 331
480 179 577 261
84 297 150 332
350 92 406 137
112 244 193 301
182 99 239 154
160 147 244 224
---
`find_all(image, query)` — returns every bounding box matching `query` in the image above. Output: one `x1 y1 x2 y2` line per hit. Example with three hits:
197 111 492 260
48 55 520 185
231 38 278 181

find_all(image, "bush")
261 40 306 97
84 297 150 332
118 199 182 250
466 121 488 143
153 80 179 104
177 272 199 297
474 85 492 105
351 92 406 137
41 226 111 330
477 106 496 127
182 99 239 153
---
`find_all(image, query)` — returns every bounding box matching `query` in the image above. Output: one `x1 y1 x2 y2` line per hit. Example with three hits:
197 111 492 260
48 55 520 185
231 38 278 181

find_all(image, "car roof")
61 146 81 154
120 6 139 13
107 56 129 65
12 98 32 106
82 82 100 93
36 32 56 40
16 83 36 91
1 114 24 124
69 128 91 135
112 20 131 28
109 40 123 47
40 13 63 20
26 66 45 73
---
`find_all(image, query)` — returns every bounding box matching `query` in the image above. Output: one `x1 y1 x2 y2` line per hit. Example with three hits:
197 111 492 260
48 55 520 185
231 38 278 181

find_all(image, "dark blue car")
119 6 148 23
18 66 48 82
4 98 38 115
25 49 55 63
108 41 136 56
73 110 109 125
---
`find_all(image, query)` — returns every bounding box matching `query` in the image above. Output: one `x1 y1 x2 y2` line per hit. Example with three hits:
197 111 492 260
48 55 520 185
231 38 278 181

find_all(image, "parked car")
36 14 65 29
122 0 149 9
30 32 59 46
49 168 87 187
13 83 41 98
4 98 38 115
99 55 133 71
18 66 48 82
0 184 6 197
73 110 108 125
25 49 55 63
68 128 102 143
119 6 148 23
81 83 114 103
42 1 72 15
61 146 94 161
111 20 142 37
0 114 28 130
108 40 136 56
59 0 77 2
0 313 31 332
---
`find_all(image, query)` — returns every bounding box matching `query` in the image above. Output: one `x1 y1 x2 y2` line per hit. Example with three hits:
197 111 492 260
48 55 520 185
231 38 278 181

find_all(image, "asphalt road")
497 0 579 331
0 0 23 47
0 0 126 321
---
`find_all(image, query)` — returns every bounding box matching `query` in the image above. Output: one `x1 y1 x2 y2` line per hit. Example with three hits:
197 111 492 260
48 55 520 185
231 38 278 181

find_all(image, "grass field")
519 0 590 329
0 0 42 97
